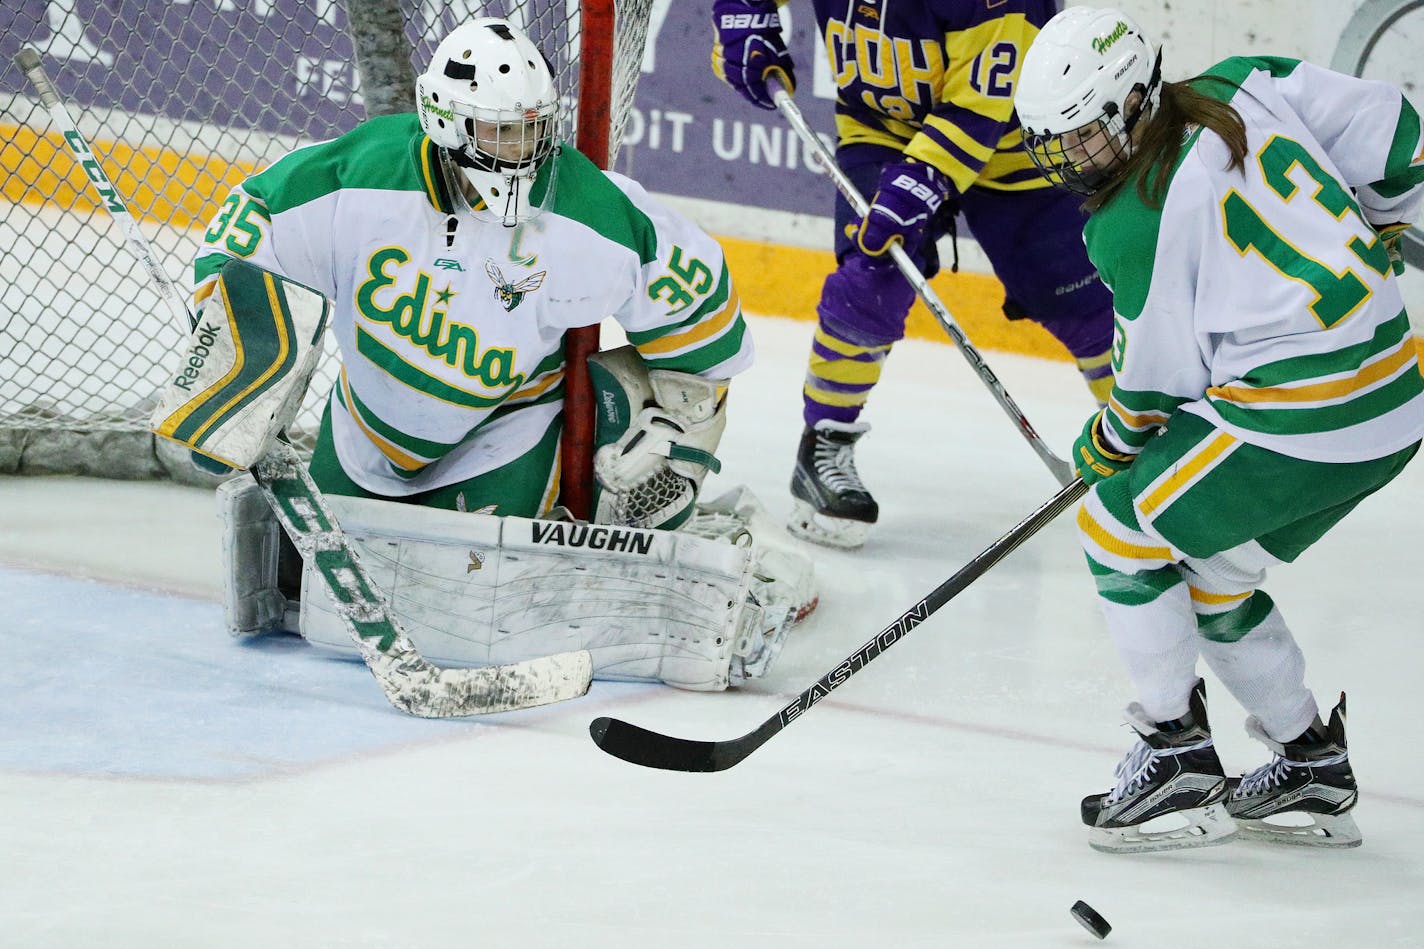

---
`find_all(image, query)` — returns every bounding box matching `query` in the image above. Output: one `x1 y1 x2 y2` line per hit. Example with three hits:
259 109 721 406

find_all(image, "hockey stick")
770 83 1075 488
13 48 196 331
589 476 1087 770
14 45 594 717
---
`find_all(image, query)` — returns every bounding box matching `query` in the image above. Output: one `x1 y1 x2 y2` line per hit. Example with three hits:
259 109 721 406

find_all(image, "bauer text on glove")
711 0 795 110
855 160 951 258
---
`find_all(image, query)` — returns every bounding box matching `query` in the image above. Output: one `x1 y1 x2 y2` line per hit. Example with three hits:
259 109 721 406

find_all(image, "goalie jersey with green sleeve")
192 113 752 496
1085 57 1424 463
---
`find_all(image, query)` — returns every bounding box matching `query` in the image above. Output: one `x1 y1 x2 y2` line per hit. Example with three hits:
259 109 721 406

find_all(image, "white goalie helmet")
1016 7 1162 196
416 18 559 225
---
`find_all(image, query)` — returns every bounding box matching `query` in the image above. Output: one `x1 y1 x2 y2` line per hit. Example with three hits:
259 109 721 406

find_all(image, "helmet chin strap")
499 174 522 226
1123 48 1165 142
439 146 542 227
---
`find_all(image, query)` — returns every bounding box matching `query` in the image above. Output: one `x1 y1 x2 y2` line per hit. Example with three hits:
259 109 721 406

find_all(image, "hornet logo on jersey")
485 261 546 312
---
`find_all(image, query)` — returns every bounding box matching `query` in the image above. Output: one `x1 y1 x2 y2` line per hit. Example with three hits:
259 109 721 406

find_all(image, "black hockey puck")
1070 900 1111 939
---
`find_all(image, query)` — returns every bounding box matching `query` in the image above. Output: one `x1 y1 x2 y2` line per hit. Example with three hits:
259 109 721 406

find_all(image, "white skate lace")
1235 751 1349 798
813 436 868 493
1105 737 1214 804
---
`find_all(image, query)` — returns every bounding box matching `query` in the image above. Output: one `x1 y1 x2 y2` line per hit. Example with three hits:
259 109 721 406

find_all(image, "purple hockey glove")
712 0 795 110
855 160 952 258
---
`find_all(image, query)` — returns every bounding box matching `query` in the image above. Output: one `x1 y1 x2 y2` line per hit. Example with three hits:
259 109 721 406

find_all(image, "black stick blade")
589 716 748 772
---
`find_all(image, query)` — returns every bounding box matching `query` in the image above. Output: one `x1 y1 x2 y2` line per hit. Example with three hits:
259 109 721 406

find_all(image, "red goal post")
0 0 653 514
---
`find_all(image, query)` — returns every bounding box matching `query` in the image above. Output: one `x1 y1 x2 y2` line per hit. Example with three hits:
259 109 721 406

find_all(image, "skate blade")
1234 810 1362 848
1088 803 1238 854
787 501 872 550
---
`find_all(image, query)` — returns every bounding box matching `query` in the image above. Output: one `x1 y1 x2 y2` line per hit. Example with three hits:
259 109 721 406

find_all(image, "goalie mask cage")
0 0 650 508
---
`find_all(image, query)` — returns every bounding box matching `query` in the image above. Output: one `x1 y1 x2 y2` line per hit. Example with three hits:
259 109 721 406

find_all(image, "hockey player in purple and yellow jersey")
713 0 1113 548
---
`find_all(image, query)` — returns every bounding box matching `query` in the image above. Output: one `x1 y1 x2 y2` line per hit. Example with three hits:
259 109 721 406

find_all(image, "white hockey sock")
1099 578 1202 723
1198 605 1318 743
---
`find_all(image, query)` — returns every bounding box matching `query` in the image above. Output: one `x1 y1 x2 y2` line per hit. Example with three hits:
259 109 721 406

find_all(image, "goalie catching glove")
590 345 729 530
150 259 330 469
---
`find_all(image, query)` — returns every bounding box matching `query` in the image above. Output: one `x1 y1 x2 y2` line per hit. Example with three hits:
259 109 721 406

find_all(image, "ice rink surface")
3 314 1423 947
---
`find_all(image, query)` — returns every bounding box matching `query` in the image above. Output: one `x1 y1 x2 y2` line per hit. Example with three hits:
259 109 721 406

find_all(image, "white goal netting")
1 0 651 481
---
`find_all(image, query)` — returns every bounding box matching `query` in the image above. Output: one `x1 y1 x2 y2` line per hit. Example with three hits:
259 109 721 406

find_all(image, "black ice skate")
788 420 878 550
1226 694 1360 848
1082 679 1236 853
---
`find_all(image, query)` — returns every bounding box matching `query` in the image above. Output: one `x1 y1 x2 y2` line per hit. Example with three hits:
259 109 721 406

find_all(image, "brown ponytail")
1085 77 1249 211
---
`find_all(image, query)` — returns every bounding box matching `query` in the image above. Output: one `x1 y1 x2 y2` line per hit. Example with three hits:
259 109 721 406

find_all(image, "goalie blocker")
219 476 816 690
150 258 330 469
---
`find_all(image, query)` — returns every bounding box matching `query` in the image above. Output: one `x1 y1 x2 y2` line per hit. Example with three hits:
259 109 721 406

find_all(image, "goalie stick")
14 45 594 717
589 477 1087 770
770 81 1075 488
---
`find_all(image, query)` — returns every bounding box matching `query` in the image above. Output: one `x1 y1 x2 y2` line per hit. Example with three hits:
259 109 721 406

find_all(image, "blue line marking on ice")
1 567 484 780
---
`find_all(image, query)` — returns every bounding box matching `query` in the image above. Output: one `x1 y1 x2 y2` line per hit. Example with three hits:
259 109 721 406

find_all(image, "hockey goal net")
0 0 651 498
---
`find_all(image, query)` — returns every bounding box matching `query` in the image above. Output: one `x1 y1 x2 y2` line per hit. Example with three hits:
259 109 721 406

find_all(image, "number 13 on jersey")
1223 135 1393 329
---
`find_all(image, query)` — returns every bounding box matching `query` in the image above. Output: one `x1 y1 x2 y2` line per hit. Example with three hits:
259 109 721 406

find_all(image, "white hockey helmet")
416 18 559 225
1016 7 1162 196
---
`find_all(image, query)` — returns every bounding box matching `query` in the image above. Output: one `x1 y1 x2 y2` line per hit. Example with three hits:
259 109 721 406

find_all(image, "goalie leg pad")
589 345 728 530
218 473 302 635
685 485 820 679
151 259 330 469
296 498 780 690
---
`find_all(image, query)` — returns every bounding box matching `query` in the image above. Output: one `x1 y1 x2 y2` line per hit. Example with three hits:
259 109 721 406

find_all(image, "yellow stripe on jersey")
504 367 564 404
835 113 917 151
417 137 443 211
921 114 996 168
1207 339 1416 406
977 153 1054 191
340 369 428 472
1137 431 1237 517
637 285 742 356
1107 391 1172 431
1077 504 1175 561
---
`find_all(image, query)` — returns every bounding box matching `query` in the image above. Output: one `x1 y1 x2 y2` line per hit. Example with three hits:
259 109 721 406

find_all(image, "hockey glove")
1378 221 1410 276
712 0 795 110
855 159 952 258
1073 410 1137 485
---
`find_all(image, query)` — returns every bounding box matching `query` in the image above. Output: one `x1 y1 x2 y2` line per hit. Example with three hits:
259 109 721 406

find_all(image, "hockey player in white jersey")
160 19 816 693
1017 7 1424 852
190 18 749 516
